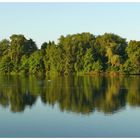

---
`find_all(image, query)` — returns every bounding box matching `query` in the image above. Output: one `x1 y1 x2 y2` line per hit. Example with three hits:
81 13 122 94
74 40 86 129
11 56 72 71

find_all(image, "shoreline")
1 71 140 77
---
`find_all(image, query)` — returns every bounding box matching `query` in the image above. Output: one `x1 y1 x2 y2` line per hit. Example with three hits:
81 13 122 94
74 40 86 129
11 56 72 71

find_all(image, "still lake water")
0 75 140 137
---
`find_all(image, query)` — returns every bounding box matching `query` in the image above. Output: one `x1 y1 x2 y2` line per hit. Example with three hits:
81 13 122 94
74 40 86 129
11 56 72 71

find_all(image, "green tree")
123 40 140 74
29 50 45 74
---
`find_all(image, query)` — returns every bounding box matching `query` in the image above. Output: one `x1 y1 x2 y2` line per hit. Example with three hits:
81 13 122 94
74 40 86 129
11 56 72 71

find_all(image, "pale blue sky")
0 3 140 48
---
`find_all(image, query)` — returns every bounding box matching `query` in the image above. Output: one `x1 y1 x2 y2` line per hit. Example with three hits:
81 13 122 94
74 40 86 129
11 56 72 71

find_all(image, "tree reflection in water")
0 75 140 114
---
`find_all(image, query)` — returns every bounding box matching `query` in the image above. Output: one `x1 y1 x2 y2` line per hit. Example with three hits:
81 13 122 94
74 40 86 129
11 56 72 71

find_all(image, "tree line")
0 33 140 75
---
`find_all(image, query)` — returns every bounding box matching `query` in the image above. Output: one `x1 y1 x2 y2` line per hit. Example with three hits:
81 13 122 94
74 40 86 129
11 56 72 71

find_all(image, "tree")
29 50 45 74
94 33 127 71
123 40 140 74
0 39 10 56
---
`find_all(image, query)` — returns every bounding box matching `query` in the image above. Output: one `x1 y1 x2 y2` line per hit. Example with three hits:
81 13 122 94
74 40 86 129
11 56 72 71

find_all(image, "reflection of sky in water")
0 75 140 137
0 99 140 137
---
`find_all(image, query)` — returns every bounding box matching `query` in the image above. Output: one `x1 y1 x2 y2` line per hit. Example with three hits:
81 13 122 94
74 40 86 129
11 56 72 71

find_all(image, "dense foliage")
0 33 140 75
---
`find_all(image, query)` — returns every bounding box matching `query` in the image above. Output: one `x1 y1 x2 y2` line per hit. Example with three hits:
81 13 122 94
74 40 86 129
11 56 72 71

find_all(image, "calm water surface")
0 75 140 137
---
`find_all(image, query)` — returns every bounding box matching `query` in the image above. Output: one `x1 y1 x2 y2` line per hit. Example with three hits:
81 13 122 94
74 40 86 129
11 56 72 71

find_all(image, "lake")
0 75 140 137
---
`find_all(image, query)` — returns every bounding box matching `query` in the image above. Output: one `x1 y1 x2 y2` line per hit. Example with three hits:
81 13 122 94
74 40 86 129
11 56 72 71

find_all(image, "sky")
0 3 140 48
